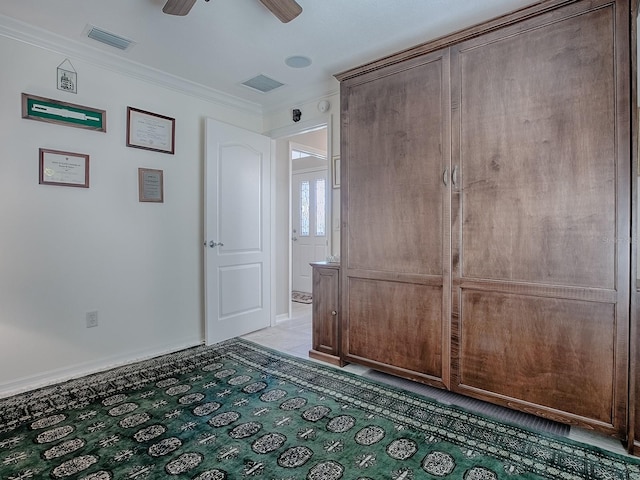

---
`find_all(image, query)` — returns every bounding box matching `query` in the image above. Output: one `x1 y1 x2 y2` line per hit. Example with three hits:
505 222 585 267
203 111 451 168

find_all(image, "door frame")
265 115 333 322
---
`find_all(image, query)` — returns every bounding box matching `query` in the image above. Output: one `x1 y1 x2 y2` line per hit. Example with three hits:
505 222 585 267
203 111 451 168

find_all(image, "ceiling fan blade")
258 0 302 23
162 0 197 16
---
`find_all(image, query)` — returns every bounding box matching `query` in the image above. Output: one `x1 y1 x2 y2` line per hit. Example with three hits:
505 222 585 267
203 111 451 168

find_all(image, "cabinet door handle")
331 310 337 316
443 168 449 187
452 165 458 188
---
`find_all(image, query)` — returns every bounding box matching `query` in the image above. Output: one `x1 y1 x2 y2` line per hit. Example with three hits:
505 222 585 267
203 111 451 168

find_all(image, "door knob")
208 241 224 247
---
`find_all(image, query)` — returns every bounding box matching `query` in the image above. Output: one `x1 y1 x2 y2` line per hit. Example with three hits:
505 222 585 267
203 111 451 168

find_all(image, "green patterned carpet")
1 339 639 479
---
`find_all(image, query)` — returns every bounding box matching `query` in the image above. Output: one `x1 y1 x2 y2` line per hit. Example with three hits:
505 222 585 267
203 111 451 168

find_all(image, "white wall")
274 137 292 317
0 35 262 396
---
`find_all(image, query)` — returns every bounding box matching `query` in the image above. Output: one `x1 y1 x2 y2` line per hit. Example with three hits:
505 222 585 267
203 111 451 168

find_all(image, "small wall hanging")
39 148 89 188
22 93 106 132
57 59 77 94
138 168 164 202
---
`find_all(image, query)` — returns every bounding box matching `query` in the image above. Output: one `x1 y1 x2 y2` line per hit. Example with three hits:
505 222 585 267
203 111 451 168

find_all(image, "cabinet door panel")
345 57 447 275
457 290 615 424
312 267 339 357
347 278 443 378
458 7 615 288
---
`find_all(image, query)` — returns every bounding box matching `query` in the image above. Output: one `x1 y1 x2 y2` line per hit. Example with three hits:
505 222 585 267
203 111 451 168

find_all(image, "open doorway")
271 123 331 324
290 141 328 297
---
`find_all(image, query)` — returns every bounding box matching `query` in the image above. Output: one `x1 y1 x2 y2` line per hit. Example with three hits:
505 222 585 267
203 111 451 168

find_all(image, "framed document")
127 107 175 154
39 148 89 188
138 168 164 203
23 93 105 132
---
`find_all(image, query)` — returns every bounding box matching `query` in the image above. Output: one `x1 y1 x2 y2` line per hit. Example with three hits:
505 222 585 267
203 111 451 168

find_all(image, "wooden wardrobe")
336 0 634 440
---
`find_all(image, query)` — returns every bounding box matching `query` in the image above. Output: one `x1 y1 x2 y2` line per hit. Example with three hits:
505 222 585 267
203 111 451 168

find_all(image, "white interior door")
292 169 328 293
204 118 271 345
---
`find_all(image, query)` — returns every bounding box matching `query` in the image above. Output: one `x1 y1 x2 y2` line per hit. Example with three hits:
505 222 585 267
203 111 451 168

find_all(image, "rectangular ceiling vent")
84 25 135 51
241 74 285 93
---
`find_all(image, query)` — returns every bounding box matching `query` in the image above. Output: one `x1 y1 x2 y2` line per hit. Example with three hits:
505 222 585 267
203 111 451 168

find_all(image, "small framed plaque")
138 168 164 203
127 107 175 154
39 148 89 188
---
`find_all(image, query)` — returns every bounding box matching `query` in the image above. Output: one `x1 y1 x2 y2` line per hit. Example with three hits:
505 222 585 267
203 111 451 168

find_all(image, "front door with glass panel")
292 169 328 294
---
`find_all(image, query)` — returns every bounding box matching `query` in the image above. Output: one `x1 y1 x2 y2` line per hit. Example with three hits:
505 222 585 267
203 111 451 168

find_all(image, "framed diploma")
138 168 164 203
39 148 89 188
127 107 175 154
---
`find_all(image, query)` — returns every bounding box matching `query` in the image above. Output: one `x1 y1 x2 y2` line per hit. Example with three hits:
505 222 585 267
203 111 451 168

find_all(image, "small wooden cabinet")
309 262 345 366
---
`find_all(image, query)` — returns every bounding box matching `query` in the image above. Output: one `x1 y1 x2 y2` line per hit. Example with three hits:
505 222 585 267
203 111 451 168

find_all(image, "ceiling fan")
162 0 303 23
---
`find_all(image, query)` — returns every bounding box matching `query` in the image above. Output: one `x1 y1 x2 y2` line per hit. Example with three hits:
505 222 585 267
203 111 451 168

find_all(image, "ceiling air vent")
241 74 285 93
85 25 135 51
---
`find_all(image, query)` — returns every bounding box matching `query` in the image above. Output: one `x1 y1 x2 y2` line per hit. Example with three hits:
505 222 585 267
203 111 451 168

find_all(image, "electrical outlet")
86 311 98 328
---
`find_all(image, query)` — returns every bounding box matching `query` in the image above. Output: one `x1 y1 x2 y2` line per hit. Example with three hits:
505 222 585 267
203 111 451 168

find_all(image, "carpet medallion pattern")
0 339 639 479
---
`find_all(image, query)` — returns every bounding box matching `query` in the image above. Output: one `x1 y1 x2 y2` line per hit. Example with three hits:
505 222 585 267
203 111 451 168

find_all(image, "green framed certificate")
22 93 106 132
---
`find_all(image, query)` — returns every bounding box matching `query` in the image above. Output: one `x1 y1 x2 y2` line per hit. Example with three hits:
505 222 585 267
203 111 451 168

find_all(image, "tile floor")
242 302 632 458
242 302 314 359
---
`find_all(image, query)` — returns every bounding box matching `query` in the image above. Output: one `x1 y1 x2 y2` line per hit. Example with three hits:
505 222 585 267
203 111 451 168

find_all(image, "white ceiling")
0 0 541 113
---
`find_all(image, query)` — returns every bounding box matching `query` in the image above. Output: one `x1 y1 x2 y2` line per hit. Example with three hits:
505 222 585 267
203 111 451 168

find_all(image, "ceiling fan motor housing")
163 0 302 23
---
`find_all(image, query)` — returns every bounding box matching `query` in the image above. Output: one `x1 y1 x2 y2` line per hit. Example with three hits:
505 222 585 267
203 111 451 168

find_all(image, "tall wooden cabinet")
337 0 632 439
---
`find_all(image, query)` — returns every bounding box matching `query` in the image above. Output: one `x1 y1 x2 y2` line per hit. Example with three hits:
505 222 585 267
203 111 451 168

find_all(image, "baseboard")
0 337 203 399
276 313 290 323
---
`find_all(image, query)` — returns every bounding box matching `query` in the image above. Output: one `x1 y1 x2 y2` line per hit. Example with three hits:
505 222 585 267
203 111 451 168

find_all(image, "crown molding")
0 14 263 116
262 82 340 117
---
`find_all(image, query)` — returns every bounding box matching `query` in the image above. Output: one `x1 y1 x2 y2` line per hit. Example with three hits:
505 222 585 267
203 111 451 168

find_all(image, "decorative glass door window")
299 179 326 238
300 181 310 236
316 179 325 236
